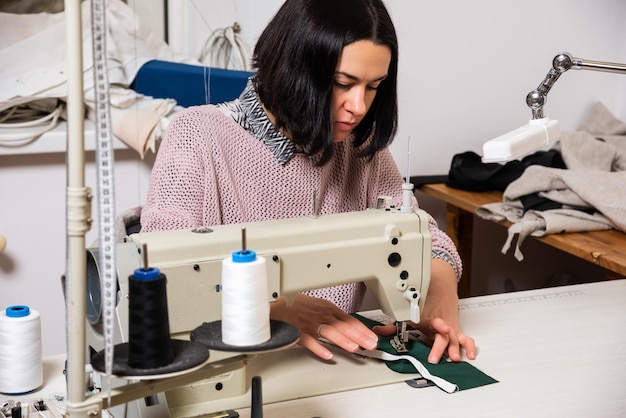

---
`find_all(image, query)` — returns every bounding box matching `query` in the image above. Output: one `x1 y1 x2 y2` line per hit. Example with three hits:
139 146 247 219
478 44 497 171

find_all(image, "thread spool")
221 250 271 346
0 305 43 394
91 261 210 376
127 267 174 369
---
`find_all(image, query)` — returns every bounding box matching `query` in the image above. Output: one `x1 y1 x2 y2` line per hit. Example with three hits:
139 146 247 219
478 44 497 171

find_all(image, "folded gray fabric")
504 167 626 232
478 102 626 260
563 102 626 171
501 207 615 261
577 102 626 136
558 132 617 171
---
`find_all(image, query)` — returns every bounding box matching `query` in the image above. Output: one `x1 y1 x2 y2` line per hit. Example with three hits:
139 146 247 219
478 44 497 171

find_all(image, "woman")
141 0 476 363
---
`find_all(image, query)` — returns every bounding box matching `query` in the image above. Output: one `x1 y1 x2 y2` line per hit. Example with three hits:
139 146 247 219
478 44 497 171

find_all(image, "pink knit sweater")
141 104 462 312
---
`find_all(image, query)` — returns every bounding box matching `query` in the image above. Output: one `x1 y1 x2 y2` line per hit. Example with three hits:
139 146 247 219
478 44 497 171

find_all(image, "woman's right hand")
270 294 378 360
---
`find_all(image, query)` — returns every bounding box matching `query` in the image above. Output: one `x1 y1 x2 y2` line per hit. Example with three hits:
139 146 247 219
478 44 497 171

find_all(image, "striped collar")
218 79 297 165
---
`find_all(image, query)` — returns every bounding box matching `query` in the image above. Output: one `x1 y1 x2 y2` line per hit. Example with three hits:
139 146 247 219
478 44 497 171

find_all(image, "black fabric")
446 151 525 192
522 149 566 168
446 150 566 192
127 219 142 235
519 192 596 215
410 175 449 188
519 193 563 212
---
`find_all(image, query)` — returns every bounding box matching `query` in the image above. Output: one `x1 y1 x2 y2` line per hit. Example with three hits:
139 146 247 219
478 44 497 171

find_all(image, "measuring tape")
459 289 584 311
90 0 117 387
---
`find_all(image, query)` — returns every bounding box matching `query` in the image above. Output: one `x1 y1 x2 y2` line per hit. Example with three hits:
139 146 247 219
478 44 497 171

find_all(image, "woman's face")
332 40 392 142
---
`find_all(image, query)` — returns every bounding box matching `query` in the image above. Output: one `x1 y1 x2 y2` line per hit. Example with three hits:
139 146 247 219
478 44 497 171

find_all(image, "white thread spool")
221 250 271 346
0 305 43 394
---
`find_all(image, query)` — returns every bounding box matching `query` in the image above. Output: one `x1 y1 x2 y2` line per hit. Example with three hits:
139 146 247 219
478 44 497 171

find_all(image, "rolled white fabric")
221 250 271 346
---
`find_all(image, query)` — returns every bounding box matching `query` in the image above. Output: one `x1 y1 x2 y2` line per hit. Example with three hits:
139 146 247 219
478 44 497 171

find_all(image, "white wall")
167 0 626 174
388 0 626 173
0 148 155 358
2 0 625 357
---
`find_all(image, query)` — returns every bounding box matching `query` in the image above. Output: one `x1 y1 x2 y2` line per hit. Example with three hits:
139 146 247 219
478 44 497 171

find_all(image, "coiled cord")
198 22 251 71
0 100 64 146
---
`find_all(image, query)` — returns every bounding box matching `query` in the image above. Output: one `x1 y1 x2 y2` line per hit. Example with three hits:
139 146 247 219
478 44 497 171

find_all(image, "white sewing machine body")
84 206 432 417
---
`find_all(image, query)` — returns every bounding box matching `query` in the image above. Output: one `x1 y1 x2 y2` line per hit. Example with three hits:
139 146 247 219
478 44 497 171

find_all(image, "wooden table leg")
446 204 474 298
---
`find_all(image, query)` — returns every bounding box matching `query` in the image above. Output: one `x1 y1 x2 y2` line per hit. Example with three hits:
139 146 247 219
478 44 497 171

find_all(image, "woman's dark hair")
252 0 398 165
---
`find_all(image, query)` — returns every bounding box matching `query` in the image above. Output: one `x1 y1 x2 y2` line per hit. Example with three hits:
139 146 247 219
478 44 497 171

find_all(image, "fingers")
428 328 477 364
424 318 451 363
319 319 378 352
443 335 461 363
299 333 334 360
372 320 468 364
372 323 397 337
459 333 477 360
301 317 378 360
276 293 478 363
438 324 476 362
411 317 477 364
304 317 477 363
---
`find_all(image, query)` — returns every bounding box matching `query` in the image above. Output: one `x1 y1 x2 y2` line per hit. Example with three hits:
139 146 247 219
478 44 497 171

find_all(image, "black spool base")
91 339 209 379
191 319 300 353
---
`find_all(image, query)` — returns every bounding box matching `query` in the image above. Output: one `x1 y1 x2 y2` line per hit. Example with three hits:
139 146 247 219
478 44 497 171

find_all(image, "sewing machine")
83 203 432 417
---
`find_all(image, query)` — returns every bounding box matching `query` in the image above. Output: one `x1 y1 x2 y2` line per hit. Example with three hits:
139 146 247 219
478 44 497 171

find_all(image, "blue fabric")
131 59 254 107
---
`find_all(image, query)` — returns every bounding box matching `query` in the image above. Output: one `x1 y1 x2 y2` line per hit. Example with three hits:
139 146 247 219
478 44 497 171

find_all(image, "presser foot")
392 321 409 353
390 335 408 353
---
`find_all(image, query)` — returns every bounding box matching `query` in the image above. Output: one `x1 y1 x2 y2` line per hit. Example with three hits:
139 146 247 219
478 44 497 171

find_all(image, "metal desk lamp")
482 52 626 163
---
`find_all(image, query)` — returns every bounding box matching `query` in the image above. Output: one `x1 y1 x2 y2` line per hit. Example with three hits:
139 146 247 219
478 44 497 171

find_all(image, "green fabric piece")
353 313 498 391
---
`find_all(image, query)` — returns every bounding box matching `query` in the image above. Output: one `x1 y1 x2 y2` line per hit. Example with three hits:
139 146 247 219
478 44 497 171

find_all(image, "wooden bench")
418 183 626 298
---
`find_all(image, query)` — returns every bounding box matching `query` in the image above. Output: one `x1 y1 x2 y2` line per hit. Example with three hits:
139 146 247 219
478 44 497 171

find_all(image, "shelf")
0 119 128 156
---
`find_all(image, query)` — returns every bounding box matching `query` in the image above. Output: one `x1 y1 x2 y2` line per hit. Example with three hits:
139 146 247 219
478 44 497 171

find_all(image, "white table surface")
3 279 625 418
237 279 626 418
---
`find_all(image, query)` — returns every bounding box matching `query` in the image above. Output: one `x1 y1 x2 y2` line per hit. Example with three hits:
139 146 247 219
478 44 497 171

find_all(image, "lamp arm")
526 52 626 120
